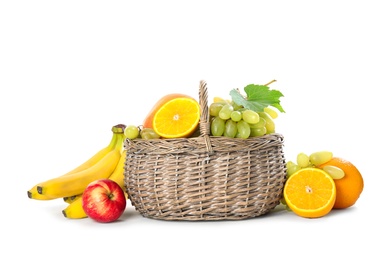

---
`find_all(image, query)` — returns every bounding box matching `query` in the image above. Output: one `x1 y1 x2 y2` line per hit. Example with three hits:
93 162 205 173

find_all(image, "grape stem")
264 79 277 86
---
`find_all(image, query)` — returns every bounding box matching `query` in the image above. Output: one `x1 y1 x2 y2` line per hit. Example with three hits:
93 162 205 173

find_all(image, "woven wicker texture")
124 80 286 220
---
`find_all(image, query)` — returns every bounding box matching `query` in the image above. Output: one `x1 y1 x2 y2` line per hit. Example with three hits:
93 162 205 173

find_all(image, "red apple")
82 179 126 223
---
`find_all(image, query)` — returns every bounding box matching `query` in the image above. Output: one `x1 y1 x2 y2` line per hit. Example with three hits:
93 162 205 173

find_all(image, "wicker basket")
123 80 287 221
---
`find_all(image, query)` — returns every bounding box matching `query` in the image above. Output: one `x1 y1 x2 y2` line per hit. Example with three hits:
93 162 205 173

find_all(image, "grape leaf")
229 84 285 113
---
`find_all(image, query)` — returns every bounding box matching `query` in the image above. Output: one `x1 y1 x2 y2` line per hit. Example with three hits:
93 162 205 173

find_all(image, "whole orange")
318 157 364 209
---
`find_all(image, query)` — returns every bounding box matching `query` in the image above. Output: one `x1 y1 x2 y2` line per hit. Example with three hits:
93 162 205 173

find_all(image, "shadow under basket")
123 80 287 221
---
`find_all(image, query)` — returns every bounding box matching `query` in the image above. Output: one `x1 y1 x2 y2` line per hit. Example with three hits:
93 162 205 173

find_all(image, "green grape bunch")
209 81 285 139
286 150 345 179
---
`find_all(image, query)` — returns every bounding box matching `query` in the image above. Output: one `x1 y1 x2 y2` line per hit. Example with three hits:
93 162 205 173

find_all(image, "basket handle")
198 80 213 154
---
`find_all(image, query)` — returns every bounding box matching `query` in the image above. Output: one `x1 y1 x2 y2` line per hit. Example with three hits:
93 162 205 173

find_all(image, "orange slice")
152 97 201 138
283 168 336 218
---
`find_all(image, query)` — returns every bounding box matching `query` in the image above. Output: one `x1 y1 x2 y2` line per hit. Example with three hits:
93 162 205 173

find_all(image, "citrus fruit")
152 97 201 138
317 157 364 209
283 168 336 218
142 93 194 129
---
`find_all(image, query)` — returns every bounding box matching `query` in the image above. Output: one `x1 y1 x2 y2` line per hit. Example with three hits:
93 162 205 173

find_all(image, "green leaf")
229 84 285 113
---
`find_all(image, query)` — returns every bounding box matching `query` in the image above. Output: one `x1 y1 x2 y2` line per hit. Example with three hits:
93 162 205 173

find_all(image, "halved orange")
152 97 201 138
143 93 194 129
283 168 336 218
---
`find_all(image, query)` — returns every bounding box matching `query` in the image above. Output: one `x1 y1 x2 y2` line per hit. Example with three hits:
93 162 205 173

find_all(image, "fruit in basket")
242 109 260 124
219 103 234 120
82 179 127 223
140 127 161 139
236 120 251 139
317 157 364 209
152 97 201 138
209 81 285 138
283 168 336 218
124 125 140 139
264 107 278 119
27 124 126 200
142 93 195 129
211 116 225 136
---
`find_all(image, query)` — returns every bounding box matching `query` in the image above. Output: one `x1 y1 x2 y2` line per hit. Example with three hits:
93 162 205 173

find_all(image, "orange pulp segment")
152 97 201 138
283 168 336 218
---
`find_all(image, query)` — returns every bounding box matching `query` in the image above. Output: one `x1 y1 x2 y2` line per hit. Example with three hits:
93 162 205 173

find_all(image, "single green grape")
219 104 234 120
209 102 224 117
258 112 275 134
249 117 266 129
309 151 333 166
249 126 267 137
224 119 237 138
124 125 140 139
286 161 301 178
236 120 251 139
297 152 310 168
322 165 345 179
286 161 295 170
230 110 242 122
211 116 225 136
140 127 160 139
231 101 243 111
264 107 278 119
242 109 260 124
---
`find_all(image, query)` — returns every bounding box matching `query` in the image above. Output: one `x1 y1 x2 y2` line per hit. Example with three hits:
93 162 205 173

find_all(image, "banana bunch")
62 150 127 219
27 124 128 219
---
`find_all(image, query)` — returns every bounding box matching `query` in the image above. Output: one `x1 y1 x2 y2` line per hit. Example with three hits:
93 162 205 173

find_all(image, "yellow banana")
62 150 128 219
107 150 127 190
37 133 124 199
62 196 87 219
106 149 128 199
27 124 126 200
27 189 55 200
63 194 83 204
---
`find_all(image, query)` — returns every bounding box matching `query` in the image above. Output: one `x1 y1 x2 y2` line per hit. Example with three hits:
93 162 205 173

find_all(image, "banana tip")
27 191 32 199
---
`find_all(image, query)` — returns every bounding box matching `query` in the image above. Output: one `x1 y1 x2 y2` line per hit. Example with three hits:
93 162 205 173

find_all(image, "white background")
1 1 389 259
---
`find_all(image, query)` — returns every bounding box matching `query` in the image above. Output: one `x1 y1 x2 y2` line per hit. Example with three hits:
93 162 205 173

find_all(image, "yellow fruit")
283 168 336 218
152 97 201 138
142 93 194 129
37 134 124 198
213 97 230 103
62 151 128 219
63 194 83 204
264 107 278 119
62 196 87 219
27 124 124 200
